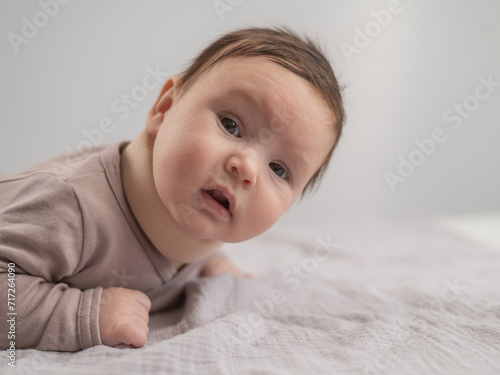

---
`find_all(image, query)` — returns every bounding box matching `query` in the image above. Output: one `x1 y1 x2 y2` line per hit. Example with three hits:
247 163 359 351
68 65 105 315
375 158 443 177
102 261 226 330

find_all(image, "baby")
0 27 344 351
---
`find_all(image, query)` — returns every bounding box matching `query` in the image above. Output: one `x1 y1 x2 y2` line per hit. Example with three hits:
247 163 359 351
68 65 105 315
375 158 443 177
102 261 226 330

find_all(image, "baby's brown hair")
179 27 345 196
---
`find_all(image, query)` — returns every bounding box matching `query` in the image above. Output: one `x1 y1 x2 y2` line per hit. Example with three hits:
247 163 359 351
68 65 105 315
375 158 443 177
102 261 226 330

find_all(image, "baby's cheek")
183 136 217 171
251 195 286 232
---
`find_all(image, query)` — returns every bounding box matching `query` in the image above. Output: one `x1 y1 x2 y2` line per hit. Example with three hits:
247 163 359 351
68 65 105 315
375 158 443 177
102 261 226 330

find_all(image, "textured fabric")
2 218 499 374
0 143 211 351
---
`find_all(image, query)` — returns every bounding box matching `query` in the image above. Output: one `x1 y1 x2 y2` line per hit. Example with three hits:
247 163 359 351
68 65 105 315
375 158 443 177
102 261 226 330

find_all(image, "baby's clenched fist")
99 287 151 348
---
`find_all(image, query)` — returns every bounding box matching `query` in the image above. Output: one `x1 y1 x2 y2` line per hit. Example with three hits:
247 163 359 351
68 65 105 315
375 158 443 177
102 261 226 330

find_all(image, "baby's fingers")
115 320 149 348
132 290 152 312
134 307 150 325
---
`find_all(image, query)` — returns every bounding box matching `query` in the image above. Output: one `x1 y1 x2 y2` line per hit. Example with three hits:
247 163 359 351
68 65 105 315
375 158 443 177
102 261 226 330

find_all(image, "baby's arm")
1 174 108 351
0 270 102 351
0 270 152 350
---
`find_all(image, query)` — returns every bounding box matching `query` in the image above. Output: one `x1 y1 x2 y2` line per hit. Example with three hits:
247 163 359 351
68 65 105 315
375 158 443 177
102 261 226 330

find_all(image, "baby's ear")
146 75 182 136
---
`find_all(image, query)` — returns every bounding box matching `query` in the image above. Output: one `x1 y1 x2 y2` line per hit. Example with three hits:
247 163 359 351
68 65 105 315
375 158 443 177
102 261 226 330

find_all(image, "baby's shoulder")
6 146 104 182
0 169 82 218
0 147 109 219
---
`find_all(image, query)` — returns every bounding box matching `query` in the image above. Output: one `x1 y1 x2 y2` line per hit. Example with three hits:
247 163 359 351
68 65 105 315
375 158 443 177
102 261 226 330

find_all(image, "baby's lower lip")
201 189 231 218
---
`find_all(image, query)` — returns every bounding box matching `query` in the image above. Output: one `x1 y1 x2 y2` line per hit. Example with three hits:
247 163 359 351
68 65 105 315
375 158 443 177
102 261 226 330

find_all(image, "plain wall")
1 0 499 228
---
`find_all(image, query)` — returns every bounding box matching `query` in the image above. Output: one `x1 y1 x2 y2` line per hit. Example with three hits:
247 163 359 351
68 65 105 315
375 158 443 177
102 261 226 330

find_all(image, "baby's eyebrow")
226 87 288 128
285 147 308 174
227 88 264 111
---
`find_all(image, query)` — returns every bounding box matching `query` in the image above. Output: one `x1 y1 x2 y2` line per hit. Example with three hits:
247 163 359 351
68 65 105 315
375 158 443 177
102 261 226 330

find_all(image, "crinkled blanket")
3 218 500 375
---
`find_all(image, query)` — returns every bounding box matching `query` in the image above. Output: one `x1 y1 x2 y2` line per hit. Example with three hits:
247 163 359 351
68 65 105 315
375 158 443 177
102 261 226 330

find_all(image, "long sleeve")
0 173 102 351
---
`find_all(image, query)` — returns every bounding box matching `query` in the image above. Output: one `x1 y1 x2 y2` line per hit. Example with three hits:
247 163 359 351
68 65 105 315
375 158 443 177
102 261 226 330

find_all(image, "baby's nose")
226 154 257 188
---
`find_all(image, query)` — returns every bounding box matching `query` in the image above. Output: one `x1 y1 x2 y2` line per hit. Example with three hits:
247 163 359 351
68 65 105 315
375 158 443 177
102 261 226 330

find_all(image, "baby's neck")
120 129 222 268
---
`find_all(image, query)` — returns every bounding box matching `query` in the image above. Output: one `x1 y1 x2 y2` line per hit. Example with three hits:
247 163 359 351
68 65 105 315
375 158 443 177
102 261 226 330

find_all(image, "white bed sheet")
430 213 500 250
2 216 499 375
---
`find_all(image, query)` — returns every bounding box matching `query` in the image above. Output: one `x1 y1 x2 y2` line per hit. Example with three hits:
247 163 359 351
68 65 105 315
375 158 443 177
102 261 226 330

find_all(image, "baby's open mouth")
204 188 230 211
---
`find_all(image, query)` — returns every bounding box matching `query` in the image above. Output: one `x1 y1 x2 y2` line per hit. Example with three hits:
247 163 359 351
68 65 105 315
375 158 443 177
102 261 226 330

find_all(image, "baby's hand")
99 287 151 348
200 254 253 278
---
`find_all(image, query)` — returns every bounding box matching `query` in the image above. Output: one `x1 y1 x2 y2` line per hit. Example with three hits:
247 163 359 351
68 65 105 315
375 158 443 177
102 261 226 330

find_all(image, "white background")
1 0 499 229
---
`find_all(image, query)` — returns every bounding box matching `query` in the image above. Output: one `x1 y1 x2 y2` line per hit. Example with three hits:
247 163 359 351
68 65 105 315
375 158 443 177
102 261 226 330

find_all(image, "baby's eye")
269 162 288 179
220 117 240 138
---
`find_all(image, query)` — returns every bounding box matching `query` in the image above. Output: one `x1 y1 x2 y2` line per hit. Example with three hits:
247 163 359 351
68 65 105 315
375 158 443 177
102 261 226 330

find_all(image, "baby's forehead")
211 58 330 117
219 84 325 138
213 57 304 91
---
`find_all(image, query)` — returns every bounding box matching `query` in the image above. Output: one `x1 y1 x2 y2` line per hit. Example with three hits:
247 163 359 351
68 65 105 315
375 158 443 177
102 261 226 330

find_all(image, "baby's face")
148 57 335 243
